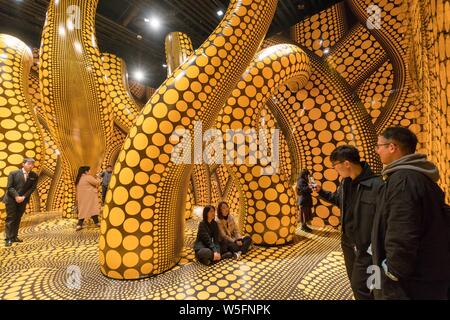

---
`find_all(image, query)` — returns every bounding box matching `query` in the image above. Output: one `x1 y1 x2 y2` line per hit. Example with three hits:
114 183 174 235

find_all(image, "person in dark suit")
2 158 38 247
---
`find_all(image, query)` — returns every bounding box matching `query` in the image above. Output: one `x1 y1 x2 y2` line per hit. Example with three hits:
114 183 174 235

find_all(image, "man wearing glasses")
311 145 382 300
371 127 450 299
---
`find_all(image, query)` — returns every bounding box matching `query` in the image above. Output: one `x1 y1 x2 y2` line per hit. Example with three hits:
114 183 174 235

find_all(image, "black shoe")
222 252 233 259
12 237 23 243
301 225 312 232
5 240 13 247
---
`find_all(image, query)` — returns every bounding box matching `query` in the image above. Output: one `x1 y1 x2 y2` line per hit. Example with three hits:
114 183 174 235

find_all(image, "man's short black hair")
380 127 418 154
330 145 361 165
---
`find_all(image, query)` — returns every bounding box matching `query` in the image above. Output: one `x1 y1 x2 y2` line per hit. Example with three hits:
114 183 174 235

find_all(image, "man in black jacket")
312 145 383 300
2 158 38 247
372 127 450 299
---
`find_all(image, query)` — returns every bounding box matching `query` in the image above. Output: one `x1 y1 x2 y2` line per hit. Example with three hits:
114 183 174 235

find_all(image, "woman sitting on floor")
216 201 252 260
194 205 233 265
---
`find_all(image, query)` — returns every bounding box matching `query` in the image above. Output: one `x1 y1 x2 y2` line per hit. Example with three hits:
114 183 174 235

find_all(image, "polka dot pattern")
101 53 139 133
0 213 352 300
258 36 382 227
27 52 60 212
404 0 450 202
0 34 44 218
347 0 416 133
165 32 194 77
164 32 212 207
38 0 113 217
215 43 311 245
101 0 279 279
291 2 348 57
325 24 388 88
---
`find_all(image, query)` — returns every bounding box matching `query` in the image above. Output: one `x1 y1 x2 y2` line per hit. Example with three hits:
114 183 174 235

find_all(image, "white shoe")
234 251 242 260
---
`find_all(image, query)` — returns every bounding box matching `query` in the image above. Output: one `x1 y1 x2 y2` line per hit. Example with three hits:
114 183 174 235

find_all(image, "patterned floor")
0 213 353 300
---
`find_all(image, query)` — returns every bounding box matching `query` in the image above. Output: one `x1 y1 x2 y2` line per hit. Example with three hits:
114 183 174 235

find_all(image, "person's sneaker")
12 237 23 243
234 251 242 260
75 225 83 231
4 240 12 247
222 252 233 259
301 224 312 232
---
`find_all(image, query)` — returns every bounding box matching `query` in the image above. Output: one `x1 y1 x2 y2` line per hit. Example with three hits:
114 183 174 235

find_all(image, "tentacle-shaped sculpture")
266 36 382 227
102 53 139 134
346 0 416 134
325 24 388 88
0 34 45 219
165 32 194 77
215 44 310 245
165 32 211 206
28 51 60 212
100 0 279 279
39 0 113 217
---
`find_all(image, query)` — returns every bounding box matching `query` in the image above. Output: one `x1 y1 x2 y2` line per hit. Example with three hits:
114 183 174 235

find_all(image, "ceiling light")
217 10 224 17
144 18 150 23
134 70 145 81
149 17 161 30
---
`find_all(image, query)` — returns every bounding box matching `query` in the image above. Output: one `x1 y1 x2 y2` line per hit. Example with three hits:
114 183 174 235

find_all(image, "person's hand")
15 196 25 203
235 239 243 246
309 182 321 193
213 252 221 261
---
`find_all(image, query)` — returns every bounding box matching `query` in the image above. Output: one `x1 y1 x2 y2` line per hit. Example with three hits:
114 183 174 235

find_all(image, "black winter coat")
194 220 221 253
371 169 450 287
297 177 313 207
318 163 383 251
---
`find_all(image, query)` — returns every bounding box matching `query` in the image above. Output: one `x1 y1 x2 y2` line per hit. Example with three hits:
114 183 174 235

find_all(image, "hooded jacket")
371 153 450 298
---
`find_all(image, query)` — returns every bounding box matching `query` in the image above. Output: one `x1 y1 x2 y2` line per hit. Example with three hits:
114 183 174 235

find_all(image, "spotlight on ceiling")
217 10 224 17
133 70 145 81
147 17 161 30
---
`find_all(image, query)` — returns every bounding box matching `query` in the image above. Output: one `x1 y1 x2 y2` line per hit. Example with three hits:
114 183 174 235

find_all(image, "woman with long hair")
216 202 252 260
193 205 233 265
297 169 313 232
75 166 101 231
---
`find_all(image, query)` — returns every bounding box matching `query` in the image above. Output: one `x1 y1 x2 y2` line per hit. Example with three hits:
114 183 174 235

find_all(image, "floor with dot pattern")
0 212 352 300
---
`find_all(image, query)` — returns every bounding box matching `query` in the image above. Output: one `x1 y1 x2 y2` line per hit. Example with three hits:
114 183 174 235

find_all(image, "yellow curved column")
216 44 310 245
0 34 45 218
39 0 113 217
165 32 194 77
102 53 139 134
100 0 279 279
165 32 211 206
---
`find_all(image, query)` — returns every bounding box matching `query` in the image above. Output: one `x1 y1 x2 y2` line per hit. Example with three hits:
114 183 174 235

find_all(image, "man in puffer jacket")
372 126 450 299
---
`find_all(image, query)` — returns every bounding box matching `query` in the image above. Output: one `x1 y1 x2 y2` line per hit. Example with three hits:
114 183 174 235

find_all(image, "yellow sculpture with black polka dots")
0 34 44 218
38 0 113 217
100 0 279 279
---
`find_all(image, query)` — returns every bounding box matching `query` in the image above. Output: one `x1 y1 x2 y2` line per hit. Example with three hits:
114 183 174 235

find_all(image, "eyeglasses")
331 161 344 168
375 143 395 150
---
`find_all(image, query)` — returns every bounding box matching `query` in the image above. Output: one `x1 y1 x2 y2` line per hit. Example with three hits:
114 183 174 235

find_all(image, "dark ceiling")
0 0 341 87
